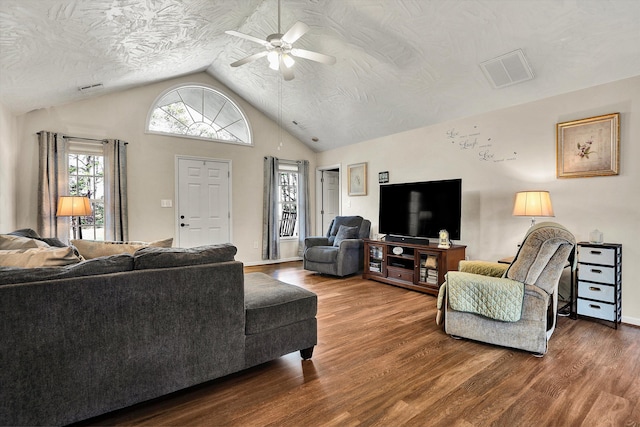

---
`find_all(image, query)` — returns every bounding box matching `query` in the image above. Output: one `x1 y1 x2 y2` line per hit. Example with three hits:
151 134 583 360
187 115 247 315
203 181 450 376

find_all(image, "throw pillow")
329 216 363 236
36 236 67 248
71 238 173 259
327 216 363 245
333 225 359 247
0 254 135 285
0 234 50 250
8 229 66 247
0 247 83 268
8 228 41 238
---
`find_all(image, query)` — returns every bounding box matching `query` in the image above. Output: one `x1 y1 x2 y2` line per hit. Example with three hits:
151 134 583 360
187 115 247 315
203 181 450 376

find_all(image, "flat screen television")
379 178 462 241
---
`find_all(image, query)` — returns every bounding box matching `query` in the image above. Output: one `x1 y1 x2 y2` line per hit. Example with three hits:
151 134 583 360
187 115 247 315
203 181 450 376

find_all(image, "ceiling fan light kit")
267 51 279 70
225 0 335 81
267 49 295 71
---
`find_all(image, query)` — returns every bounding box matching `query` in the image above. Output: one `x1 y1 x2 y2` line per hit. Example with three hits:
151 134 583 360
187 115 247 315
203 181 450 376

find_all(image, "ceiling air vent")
480 49 534 89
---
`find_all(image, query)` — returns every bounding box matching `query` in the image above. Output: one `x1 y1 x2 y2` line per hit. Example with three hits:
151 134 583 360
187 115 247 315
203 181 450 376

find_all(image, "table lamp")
512 191 554 227
56 196 93 239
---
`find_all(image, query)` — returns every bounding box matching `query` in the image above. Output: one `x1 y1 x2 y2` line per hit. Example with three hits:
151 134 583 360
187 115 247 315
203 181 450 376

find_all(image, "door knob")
180 223 190 227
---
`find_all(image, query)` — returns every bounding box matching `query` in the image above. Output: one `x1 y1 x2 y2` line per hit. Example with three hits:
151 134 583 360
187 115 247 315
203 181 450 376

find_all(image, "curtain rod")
264 156 300 163
63 135 128 145
36 132 128 145
62 135 107 143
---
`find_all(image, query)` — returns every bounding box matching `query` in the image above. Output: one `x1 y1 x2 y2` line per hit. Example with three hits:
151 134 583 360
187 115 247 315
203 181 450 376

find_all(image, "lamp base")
71 216 83 239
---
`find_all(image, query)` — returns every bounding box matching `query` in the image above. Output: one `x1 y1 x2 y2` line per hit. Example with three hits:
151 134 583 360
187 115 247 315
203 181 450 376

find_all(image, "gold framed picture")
556 113 620 178
347 162 367 196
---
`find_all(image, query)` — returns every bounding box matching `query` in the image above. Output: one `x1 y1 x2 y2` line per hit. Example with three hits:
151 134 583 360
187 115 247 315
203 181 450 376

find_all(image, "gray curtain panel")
297 160 311 257
37 133 128 242
104 139 129 241
37 131 68 240
262 156 280 260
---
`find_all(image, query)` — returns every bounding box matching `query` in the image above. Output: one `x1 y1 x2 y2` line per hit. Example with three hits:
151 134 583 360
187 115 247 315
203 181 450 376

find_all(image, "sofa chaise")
0 236 317 426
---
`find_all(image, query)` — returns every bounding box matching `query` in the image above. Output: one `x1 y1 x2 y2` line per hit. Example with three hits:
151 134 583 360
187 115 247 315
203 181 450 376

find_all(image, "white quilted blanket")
439 271 525 322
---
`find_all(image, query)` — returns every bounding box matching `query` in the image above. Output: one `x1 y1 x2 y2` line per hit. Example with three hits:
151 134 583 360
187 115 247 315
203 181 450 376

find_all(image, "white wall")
0 101 17 232
13 72 316 263
7 71 640 322
318 75 640 325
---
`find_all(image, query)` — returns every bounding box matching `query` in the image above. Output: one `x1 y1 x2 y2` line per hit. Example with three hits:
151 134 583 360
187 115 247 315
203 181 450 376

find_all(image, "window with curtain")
37 132 128 242
146 84 252 146
278 162 299 238
263 157 310 260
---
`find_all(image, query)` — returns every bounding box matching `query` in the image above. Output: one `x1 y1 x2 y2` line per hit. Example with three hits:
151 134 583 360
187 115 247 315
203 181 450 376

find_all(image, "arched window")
147 84 252 145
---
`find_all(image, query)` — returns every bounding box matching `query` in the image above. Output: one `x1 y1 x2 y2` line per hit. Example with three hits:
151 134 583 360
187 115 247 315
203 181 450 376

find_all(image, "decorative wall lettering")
444 125 517 163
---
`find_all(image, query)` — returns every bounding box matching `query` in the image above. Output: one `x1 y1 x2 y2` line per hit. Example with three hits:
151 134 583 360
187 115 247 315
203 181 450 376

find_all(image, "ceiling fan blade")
280 56 295 81
290 48 336 65
230 50 269 67
225 30 270 48
281 21 309 44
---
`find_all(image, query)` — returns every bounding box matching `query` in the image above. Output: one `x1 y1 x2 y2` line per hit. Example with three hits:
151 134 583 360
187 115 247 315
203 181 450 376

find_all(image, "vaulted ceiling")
2 0 640 152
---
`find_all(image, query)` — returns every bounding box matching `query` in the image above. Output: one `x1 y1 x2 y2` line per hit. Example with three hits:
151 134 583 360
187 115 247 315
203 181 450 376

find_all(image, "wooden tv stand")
363 239 466 295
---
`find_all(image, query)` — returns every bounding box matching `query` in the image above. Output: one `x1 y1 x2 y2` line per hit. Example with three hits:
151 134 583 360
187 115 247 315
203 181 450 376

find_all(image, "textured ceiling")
2 0 640 152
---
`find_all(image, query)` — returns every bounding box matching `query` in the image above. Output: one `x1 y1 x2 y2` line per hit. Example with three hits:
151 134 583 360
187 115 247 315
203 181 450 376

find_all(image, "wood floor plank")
582 391 632 427
77 262 640 427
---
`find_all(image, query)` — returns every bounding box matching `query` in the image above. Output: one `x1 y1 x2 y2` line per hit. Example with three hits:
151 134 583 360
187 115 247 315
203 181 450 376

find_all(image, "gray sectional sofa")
0 241 317 426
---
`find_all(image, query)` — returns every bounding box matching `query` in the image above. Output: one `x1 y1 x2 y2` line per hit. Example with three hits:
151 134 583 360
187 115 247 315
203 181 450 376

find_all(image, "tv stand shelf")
363 239 466 295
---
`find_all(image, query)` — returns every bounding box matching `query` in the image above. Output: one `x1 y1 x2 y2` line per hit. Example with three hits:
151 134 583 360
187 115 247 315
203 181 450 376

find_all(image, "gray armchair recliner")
437 222 575 355
304 216 371 277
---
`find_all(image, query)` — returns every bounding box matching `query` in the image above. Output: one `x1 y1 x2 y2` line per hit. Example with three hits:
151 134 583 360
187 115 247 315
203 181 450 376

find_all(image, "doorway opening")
315 165 341 236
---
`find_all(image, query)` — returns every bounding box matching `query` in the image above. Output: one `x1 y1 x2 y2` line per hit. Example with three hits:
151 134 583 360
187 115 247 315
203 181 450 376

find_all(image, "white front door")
177 158 231 248
321 170 340 234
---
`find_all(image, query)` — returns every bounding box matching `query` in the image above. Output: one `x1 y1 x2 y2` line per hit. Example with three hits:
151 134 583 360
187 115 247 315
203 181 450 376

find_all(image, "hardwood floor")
81 262 640 426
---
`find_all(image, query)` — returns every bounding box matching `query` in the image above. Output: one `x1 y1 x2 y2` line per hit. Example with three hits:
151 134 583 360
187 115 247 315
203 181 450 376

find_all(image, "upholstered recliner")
437 222 575 355
304 216 371 277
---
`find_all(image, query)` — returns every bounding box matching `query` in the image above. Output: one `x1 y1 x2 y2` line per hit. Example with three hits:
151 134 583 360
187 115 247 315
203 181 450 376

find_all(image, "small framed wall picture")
556 112 620 178
347 162 367 196
378 171 389 184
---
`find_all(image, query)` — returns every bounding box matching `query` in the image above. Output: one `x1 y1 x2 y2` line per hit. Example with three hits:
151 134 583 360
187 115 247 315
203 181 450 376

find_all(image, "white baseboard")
622 315 640 327
243 257 302 267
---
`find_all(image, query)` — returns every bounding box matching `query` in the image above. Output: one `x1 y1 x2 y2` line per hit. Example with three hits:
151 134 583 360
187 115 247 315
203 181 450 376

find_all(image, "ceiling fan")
225 0 336 81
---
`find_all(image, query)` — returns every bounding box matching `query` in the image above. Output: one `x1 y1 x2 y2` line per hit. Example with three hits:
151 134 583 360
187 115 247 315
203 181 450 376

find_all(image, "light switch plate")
160 199 172 208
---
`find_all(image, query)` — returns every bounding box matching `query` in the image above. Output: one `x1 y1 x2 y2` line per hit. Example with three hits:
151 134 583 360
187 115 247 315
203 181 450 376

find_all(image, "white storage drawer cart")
576 242 622 328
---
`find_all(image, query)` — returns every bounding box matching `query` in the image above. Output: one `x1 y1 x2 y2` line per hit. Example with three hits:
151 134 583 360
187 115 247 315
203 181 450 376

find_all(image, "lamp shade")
512 191 554 217
56 196 93 217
